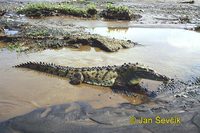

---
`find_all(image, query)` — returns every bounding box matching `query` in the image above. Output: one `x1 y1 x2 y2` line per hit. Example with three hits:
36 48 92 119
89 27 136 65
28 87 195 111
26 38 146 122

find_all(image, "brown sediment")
108 27 129 33
0 66 145 122
0 49 148 122
0 42 6 48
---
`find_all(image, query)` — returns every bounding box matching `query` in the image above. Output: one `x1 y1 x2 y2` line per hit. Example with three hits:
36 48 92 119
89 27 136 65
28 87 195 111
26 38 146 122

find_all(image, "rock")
0 27 4 35
135 105 152 113
0 10 6 16
192 113 200 129
151 107 169 113
88 36 133 52
0 24 135 52
0 101 200 133
179 15 190 23
194 26 200 32
179 0 195 4
101 9 132 20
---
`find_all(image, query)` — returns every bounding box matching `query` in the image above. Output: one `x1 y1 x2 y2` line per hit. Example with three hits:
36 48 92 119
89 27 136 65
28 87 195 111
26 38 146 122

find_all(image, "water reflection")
86 27 200 80
70 45 101 52
108 27 129 33
28 16 196 29
4 29 18 36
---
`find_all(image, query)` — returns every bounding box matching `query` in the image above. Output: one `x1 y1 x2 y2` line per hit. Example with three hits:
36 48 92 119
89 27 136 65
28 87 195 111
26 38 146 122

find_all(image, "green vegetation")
102 4 132 20
6 42 29 52
17 2 86 17
86 3 97 16
27 29 49 36
106 3 130 14
17 2 97 17
6 43 21 52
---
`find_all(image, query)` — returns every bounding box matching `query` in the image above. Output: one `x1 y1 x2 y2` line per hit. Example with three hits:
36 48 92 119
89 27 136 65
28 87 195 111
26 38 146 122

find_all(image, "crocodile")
15 62 169 97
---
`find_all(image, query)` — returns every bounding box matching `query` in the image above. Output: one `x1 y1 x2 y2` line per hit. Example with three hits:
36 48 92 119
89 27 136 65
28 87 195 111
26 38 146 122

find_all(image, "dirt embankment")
1 0 200 24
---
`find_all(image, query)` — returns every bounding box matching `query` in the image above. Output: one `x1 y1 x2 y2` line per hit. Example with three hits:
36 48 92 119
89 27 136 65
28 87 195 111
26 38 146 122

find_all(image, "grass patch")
86 3 97 16
6 43 21 52
106 3 130 14
102 4 132 20
27 29 49 37
17 2 97 17
6 42 29 52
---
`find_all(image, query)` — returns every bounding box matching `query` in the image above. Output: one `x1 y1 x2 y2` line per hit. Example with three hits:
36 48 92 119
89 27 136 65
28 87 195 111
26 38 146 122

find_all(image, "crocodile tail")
14 62 69 77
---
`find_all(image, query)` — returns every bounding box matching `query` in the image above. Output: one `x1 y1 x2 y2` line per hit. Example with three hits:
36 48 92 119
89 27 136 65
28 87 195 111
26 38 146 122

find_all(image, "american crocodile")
15 62 169 96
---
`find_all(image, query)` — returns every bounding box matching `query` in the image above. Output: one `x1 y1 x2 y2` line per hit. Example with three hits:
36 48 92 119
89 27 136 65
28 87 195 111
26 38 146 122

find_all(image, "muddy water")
0 46 149 122
28 16 197 29
1 17 200 122
28 17 200 78
27 17 200 80
86 27 200 80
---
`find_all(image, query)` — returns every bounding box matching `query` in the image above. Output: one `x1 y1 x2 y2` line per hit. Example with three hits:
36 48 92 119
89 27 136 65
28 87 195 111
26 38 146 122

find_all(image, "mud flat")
0 0 200 133
0 91 200 133
0 25 200 132
1 0 200 24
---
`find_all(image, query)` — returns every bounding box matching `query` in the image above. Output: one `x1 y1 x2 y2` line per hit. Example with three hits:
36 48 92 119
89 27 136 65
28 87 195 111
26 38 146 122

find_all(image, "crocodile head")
114 63 169 97
116 63 169 85
129 67 169 85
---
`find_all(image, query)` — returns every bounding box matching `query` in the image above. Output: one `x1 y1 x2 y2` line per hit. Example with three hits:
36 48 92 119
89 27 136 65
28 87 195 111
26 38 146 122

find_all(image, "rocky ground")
0 0 200 133
0 20 134 52
0 0 200 25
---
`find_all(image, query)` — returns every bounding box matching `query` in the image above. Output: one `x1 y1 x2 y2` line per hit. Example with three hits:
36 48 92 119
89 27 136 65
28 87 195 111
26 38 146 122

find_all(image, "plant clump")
101 4 132 20
26 29 49 37
86 3 97 16
17 2 97 18
6 43 22 52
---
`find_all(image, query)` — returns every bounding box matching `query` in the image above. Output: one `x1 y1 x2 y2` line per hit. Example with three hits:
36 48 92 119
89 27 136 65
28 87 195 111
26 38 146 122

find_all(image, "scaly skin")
15 62 169 97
